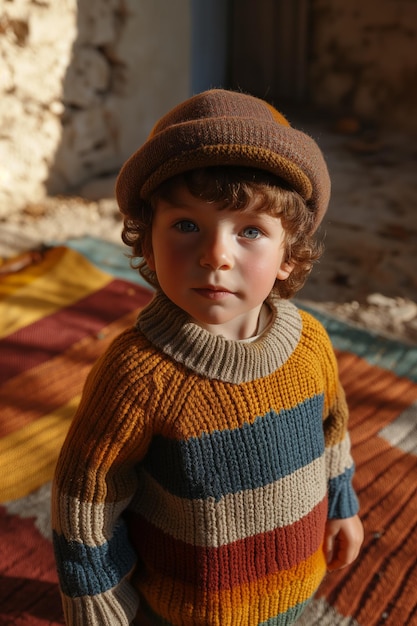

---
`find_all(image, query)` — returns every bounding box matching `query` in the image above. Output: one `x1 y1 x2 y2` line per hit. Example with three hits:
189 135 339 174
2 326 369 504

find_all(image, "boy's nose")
199 233 233 270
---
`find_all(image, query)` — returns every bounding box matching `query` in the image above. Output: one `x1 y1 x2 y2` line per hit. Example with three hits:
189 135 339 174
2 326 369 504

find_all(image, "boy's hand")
324 514 364 571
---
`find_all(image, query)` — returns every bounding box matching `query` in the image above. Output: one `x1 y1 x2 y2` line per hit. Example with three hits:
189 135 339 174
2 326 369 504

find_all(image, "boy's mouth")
193 286 233 299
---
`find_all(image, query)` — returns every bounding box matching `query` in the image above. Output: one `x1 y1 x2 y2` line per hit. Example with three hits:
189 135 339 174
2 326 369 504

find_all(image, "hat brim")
116 104 331 232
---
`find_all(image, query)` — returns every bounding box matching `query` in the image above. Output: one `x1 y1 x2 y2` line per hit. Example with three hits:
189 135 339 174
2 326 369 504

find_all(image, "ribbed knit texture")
116 89 331 233
52 293 359 626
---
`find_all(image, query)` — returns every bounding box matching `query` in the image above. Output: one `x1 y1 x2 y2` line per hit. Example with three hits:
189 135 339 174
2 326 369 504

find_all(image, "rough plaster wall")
0 0 190 216
0 0 77 214
309 0 417 132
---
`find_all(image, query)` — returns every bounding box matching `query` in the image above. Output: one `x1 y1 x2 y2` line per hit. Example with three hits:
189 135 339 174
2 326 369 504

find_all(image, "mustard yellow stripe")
0 395 80 502
0 247 67 297
0 247 112 338
143 548 326 625
220 549 326 622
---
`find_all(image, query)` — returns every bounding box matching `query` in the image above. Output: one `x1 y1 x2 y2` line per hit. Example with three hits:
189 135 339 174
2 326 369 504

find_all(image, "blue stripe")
261 599 312 625
143 395 325 501
53 520 136 598
328 464 359 518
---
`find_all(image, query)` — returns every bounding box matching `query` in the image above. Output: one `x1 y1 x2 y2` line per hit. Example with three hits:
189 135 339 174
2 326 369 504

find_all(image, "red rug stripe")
338 356 417 438
0 279 151 385
383 556 417 626
0 309 144 438
317 436 417 624
0 506 64 624
312 351 417 624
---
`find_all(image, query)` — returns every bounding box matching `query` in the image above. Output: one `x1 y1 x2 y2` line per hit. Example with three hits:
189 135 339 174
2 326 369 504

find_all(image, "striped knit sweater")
52 292 359 626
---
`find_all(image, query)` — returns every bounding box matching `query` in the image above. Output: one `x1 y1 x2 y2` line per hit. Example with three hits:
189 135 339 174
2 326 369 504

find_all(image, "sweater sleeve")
51 329 155 625
319 326 360 519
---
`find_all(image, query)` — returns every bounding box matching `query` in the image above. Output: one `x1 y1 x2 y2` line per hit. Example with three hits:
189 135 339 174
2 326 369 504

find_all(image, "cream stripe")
325 434 353 479
57 455 326 549
53 491 132 547
0 247 111 337
131 456 326 547
62 575 138 626
298 597 361 626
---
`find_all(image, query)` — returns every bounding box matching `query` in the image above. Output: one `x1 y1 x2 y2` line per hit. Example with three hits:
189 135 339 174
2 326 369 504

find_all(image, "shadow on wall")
44 0 417 201
45 0 191 199
44 0 316 201
45 1 128 197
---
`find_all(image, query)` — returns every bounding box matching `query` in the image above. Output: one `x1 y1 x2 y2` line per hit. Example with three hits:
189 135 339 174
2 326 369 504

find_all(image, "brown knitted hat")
116 89 331 231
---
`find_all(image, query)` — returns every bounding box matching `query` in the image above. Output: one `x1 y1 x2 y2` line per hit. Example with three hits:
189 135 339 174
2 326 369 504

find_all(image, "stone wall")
1 0 416 216
0 0 190 216
309 0 417 131
1 0 76 215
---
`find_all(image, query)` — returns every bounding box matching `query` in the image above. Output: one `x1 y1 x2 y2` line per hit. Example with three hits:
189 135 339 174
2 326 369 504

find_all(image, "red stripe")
0 280 152 385
126 497 327 591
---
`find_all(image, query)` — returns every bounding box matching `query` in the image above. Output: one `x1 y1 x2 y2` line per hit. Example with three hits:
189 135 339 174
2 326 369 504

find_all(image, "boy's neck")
193 302 271 341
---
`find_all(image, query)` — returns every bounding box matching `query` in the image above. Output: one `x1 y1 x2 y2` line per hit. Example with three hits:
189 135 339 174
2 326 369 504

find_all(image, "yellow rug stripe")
0 396 80 502
0 246 67 295
0 247 112 338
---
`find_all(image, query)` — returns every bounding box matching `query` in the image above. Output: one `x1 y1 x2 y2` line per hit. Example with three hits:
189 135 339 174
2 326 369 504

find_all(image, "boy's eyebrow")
155 197 199 213
157 199 192 210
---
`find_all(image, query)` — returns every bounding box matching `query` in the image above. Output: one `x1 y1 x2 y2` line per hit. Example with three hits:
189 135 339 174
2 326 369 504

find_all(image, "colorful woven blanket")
1 239 416 626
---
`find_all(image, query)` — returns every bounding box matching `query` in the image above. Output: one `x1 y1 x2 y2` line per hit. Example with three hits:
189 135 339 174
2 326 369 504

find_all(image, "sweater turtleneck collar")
137 291 302 384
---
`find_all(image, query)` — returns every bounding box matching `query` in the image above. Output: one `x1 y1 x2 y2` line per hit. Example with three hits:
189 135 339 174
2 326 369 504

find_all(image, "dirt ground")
1 117 416 345
297 115 417 345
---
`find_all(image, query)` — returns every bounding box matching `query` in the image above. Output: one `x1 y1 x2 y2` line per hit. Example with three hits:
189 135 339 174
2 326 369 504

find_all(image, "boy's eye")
175 220 198 233
241 226 261 239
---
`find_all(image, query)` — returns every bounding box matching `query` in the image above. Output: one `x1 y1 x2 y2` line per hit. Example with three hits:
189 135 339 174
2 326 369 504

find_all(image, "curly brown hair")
121 167 324 299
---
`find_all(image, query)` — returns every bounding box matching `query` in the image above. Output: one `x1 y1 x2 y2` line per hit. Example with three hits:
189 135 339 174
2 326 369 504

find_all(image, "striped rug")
1 239 416 626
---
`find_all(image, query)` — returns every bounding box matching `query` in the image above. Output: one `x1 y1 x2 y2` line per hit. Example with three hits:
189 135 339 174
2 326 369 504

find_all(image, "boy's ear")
276 260 294 281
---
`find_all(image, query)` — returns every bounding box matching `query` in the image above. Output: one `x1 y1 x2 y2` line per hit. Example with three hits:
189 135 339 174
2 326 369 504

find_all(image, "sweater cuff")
327 465 359 519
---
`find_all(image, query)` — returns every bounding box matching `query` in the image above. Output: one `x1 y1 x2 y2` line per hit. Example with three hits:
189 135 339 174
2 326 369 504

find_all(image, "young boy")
52 89 363 625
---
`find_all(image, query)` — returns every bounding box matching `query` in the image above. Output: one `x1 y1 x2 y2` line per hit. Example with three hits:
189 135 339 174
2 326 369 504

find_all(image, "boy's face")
146 183 293 340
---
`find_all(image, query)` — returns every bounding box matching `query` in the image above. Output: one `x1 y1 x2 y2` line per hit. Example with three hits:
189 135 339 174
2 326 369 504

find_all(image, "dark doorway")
191 0 232 94
191 0 310 105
